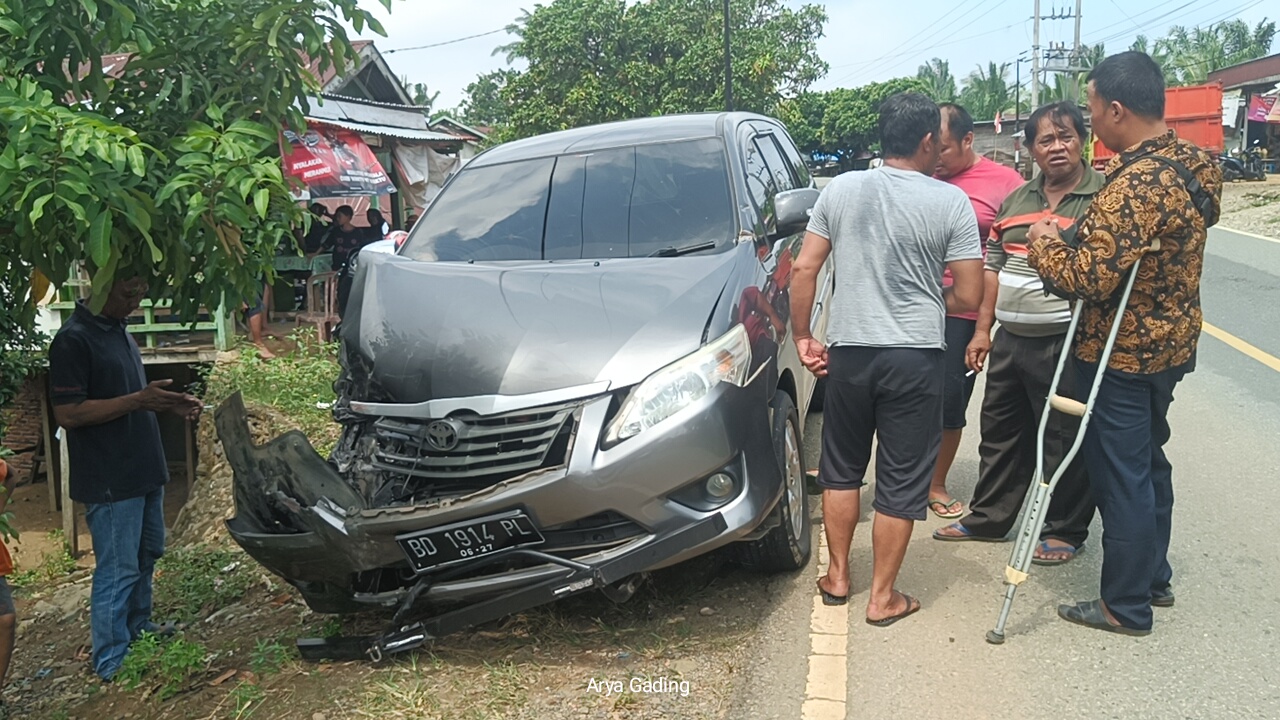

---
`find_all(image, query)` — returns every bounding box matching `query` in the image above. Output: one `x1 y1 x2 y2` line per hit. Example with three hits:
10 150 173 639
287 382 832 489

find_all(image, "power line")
819 0 989 88
822 20 1029 74
1106 0 1145 34
874 0 1019 80
384 28 509 54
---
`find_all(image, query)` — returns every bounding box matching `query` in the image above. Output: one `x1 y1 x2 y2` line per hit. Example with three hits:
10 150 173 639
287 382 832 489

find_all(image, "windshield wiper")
649 241 717 258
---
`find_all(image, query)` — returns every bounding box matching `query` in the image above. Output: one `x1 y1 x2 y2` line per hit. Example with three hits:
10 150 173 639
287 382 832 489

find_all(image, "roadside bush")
198 328 341 454
115 632 208 700
154 546 253 623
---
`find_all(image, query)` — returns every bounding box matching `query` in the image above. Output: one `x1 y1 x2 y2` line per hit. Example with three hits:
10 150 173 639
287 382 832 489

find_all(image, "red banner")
1247 95 1278 124
281 122 396 198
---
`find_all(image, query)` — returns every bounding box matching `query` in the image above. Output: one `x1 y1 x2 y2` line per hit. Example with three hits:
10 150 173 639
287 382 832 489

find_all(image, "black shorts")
943 316 978 430
816 345 944 521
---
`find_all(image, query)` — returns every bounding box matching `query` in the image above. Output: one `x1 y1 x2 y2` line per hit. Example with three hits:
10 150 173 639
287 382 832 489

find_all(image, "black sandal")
865 591 920 627
817 578 847 606
1057 599 1151 636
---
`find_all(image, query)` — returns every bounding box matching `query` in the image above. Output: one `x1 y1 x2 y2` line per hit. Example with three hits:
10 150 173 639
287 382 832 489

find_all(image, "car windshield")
400 138 735 262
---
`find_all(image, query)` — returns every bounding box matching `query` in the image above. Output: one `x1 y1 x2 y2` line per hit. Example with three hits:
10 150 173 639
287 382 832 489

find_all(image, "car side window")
753 135 796 194
742 134 775 217
774 132 813 187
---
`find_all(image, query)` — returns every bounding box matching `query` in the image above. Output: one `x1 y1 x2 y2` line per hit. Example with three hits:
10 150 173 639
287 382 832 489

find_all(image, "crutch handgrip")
1149 238 1160 252
1049 394 1086 417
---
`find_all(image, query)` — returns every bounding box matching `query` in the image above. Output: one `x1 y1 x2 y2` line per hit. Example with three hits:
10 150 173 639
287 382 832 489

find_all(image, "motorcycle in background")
1220 140 1267 182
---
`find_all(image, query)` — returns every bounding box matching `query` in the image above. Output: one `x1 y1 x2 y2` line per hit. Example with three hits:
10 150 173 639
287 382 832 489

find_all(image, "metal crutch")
985 239 1160 645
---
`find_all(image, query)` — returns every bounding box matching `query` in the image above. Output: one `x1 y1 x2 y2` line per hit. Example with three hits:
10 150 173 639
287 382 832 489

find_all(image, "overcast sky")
352 0 1274 112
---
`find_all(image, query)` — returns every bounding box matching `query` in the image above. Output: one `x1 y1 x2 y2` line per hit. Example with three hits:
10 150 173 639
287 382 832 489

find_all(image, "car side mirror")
773 188 821 238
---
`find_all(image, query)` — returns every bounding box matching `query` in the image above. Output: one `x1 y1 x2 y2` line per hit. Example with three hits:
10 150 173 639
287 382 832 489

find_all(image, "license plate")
396 511 545 573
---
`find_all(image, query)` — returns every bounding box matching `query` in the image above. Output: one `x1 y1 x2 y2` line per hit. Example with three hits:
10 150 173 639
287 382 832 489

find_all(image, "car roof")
468 112 778 167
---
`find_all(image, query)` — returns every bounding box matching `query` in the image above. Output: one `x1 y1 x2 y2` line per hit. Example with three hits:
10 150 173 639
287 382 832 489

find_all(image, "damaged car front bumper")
216 366 782 655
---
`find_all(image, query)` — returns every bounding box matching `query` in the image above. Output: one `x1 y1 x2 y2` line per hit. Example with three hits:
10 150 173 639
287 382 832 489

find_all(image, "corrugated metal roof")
1208 54 1280 91
306 95 430 128
306 118 461 141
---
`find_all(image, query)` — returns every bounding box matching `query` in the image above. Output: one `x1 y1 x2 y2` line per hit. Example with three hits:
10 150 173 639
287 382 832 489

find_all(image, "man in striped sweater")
932 101 1101 564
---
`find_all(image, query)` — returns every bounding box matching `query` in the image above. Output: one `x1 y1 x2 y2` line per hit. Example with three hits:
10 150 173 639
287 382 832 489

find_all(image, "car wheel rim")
784 418 804 540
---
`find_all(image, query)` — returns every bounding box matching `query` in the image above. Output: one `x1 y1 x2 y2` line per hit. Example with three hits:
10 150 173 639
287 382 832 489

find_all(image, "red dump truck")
1091 81 1224 169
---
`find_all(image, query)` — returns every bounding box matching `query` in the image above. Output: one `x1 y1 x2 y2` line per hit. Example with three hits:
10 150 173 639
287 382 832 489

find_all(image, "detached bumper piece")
296 512 727 662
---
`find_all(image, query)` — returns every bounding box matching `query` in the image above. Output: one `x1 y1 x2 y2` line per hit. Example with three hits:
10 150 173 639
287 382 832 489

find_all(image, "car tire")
737 392 812 573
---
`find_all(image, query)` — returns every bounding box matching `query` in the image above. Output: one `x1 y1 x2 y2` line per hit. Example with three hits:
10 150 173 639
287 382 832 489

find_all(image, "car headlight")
605 325 753 444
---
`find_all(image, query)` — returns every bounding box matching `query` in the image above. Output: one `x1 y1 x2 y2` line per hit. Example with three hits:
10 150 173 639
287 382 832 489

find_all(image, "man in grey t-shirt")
790 92 985 626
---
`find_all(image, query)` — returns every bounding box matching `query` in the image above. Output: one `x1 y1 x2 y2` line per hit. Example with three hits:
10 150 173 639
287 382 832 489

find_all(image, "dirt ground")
1219 173 1280 238
10 545 780 720
3 391 785 720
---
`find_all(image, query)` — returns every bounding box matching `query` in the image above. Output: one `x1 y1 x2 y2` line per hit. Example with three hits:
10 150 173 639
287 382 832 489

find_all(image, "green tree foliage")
958 61 1011 123
1158 19 1277 85
458 69 517 128
780 77 927 169
482 0 828 140
0 0 389 325
916 58 957 103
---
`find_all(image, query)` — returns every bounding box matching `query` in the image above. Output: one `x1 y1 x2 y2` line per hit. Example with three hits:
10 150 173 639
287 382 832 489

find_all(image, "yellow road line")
1214 225 1280 245
1202 321 1280 373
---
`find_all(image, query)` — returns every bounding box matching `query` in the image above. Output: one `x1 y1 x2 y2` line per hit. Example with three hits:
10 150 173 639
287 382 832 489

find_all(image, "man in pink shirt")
928 103 1024 518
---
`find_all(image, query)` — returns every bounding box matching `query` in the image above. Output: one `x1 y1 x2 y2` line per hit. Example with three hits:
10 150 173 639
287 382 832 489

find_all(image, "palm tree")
1128 36 1177 85
493 8 534 64
959 61 1012 122
1158 19 1277 85
401 76 440 112
916 58 957 103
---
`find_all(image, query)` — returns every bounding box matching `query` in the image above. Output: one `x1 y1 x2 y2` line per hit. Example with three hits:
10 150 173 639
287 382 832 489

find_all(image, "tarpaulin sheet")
393 144 459 210
281 122 397 198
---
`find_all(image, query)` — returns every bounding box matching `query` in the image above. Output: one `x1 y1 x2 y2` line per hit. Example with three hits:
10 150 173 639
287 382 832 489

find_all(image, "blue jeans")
1075 359 1188 631
84 487 166 680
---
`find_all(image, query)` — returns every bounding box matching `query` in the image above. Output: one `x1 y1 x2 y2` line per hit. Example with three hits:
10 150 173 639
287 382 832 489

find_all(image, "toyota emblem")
424 419 461 452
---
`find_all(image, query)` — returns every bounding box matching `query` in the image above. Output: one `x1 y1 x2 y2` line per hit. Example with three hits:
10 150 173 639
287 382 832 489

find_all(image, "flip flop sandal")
1032 540 1081 566
928 498 964 519
1057 599 1151 636
1151 588 1176 608
931 522 1003 542
866 591 920 627
817 578 848 606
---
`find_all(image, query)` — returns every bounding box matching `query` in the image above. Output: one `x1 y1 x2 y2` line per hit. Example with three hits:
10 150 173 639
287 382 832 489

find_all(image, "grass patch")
198 328 341 454
153 546 254 623
227 681 266 720
354 655 443 719
249 638 290 676
9 529 77 589
115 632 208 700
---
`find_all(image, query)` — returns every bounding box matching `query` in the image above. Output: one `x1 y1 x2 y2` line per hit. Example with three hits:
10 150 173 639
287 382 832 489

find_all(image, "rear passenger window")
753 135 796 193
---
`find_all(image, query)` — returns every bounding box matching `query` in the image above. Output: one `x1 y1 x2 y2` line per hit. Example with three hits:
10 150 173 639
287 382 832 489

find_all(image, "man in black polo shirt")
48 276 201 681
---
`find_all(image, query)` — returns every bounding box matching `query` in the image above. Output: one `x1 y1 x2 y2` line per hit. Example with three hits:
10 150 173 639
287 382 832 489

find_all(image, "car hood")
341 250 741 404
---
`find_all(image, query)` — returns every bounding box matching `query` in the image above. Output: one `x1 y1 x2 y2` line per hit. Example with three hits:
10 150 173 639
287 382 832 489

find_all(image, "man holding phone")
49 276 201 680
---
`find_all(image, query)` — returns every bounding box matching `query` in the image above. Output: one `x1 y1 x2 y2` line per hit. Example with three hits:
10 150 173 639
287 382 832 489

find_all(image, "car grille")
370 400 579 493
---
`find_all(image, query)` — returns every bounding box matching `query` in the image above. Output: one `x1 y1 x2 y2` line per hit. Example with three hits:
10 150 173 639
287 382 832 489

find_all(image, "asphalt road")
729 225 1280 719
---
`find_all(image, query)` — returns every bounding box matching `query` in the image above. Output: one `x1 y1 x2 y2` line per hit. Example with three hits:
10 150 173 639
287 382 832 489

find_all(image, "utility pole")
723 0 733 112
1073 0 1083 102
1031 0 1041 112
